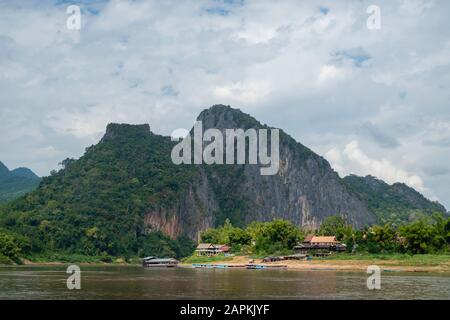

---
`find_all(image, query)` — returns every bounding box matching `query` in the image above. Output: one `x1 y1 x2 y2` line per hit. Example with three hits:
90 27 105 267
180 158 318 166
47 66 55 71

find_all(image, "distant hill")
10 167 40 180
0 161 41 203
343 175 447 225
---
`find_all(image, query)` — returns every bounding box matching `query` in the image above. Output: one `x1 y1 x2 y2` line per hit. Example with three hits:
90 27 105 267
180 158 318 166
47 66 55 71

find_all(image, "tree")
250 220 302 254
399 219 445 254
0 232 21 263
318 216 351 241
200 228 223 244
355 224 400 254
228 228 252 246
200 219 252 248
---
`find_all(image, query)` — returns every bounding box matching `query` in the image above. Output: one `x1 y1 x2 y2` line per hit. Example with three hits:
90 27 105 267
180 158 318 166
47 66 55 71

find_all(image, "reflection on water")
0 265 449 300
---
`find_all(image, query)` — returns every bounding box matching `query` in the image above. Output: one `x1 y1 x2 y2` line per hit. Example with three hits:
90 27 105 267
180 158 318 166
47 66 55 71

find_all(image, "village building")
303 234 314 243
195 243 231 256
294 235 346 256
310 236 340 246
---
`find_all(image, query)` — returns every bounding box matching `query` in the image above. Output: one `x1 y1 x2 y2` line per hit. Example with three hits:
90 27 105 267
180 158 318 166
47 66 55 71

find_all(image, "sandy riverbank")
2 255 449 273
180 255 450 273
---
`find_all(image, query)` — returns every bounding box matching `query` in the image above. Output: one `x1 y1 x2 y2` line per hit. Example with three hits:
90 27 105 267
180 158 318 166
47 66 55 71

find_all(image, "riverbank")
180 254 450 273
0 253 141 266
2 254 449 273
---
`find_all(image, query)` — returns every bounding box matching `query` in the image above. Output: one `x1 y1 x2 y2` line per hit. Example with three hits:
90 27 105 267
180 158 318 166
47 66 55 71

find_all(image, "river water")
0 265 449 300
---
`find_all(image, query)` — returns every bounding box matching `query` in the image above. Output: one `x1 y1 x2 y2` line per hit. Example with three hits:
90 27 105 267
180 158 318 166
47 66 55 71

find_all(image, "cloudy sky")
0 0 449 207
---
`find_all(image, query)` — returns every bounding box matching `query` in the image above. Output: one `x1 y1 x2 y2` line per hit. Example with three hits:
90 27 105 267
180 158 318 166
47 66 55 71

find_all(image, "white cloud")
235 25 277 44
343 140 425 192
0 0 449 207
317 64 347 85
214 80 271 104
35 146 61 159
400 0 434 15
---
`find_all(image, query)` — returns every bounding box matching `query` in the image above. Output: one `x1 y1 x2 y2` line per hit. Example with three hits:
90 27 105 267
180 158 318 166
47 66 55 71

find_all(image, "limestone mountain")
196 105 376 231
0 161 41 203
0 105 445 258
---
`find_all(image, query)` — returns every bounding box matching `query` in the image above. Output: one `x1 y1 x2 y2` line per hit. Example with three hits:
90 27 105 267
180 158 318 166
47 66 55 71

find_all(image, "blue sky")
0 0 449 208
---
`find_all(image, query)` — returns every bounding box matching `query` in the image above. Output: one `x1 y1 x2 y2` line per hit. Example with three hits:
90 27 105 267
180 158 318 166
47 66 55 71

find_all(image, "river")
0 265 449 300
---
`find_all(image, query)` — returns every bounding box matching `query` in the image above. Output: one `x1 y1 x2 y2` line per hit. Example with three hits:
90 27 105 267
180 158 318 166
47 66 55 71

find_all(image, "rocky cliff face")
197 105 376 229
144 166 219 239
141 105 376 238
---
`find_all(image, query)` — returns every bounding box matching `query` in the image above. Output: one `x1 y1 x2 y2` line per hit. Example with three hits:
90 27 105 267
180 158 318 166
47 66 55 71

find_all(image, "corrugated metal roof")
146 258 178 263
196 243 229 250
143 256 156 261
196 243 214 249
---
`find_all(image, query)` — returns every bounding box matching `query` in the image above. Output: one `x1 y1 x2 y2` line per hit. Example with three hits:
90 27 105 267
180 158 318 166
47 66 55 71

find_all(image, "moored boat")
246 264 287 270
191 263 287 269
143 256 179 268
192 264 246 269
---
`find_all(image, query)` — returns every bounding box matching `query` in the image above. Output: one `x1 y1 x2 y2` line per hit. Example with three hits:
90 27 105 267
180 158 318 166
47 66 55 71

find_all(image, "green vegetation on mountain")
205 164 249 228
344 175 447 225
0 124 197 261
0 106 447 264
0 161 41 203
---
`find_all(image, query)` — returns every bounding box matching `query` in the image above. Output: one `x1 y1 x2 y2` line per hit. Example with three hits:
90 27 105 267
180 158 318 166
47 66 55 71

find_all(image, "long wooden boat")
191 263 288 270
143 257 179 268
192 264 246 269
246 264 287 270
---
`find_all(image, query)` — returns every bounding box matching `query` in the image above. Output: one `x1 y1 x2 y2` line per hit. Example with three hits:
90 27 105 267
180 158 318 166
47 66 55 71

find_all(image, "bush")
0 232 22 263
0 253 13 265
399 218 447 254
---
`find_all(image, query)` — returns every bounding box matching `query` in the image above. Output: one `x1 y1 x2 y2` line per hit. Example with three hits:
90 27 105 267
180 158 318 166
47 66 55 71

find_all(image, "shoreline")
1 255 449 273
0 258 141 267
180 255 450 273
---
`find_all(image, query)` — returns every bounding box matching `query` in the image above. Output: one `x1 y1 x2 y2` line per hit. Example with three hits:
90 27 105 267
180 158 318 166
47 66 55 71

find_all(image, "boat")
142 256 179 268
191 263 288 269
192 263 215 268
192 264 246 269
246 264 287 270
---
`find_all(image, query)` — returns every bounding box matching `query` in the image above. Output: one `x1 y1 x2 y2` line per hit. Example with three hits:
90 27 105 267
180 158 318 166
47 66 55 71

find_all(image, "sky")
0 0 449 208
